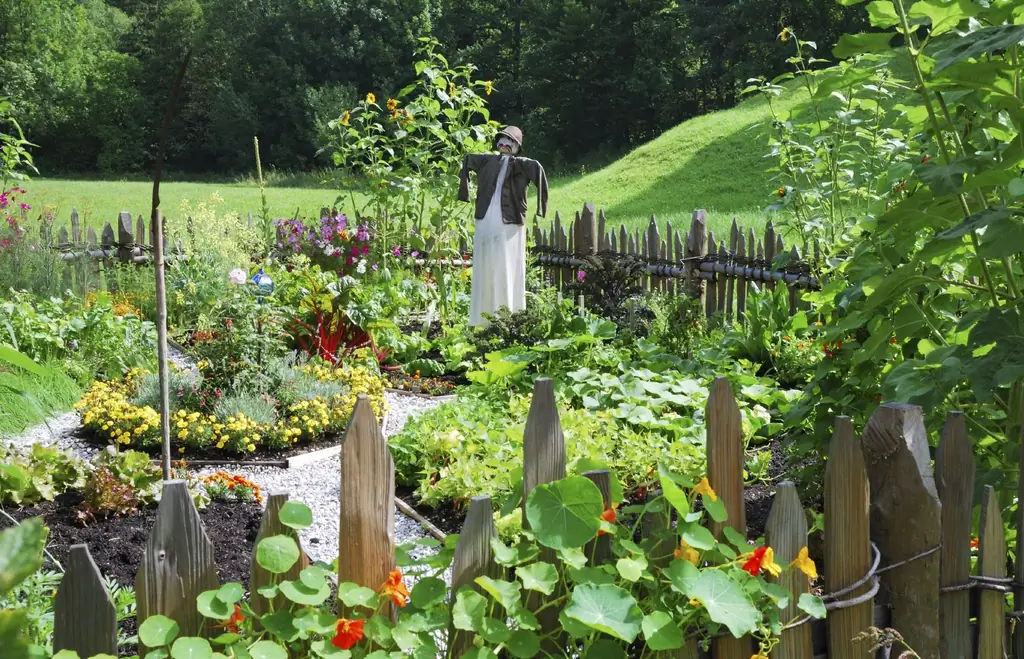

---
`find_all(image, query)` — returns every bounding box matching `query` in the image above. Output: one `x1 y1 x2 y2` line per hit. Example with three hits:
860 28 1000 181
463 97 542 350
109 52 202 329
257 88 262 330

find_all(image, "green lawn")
26 80 808 243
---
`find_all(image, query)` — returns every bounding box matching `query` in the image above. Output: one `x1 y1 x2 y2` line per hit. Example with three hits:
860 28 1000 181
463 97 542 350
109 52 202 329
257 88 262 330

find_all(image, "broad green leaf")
657 464 690 517
559 608 594 639
337 583 379 608
139 615 180 648
866 1 899 27
460 650 498 659
475 576 522 611
524 476 604 549
798 593 827 618
722 527 748 551
1010 178 1024 199
299 566 328 591
278 501 313 530
0 517 46 595
702 495 728 523
256 536 300 574
584 640 626 659
563 583 643 643
557 546 589 569
688 571 759 638
680 524 716 551
197 591 233 619
310 640 351 658
410 577 448 608
53 652 80 659
909 0 978 36
506 630 541 658
666 559 700 595
978 214 1024 259
260 610 299 642
615 557 646 582
210 634 242 646
216 583 244 605
642 611 683 651
280 579 331 606
249 641 288 659
568 566 617 585
0 345 44 375
170 638 213 659
516 562 559 595
759 582 792 609
833 32 894 59
934 24 1024 72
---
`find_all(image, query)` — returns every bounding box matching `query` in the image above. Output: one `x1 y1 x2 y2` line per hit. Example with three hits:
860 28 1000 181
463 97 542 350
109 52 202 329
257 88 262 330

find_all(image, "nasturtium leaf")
278 501 313 530
475 576 522 611
338 583 379 608
513 607 540 631
299 566 328 591
563 583 643 643
722 527 748 551
460 649 497 659
364 615 395 647
139 615 180 648
196 591 233 619
452 589 488 631
615 557 646 582
410 577 448 608
666 559 700 595
490 538 517 566
559 608 593 638
568 566 617 585
248 641 287 659
680 524 716 551
293 611 338 636
798 593 827 619
144 651 170 659
557 547 589 570
479 617 511 644
309 640 351 658
657 464 690 517
506 630 541 658
584 640 626 659
390 620 419 652
525 476 604 549
170 638 213 659
688 571 759 638
702 495 728 524
280 579 331 606
257 584 279 600
260 610 299 642
833 32 895 59
642 611 683 651
760 582 791 609
53 652 80 659
215 583 244 605
256 536 300 574
516 562 559 595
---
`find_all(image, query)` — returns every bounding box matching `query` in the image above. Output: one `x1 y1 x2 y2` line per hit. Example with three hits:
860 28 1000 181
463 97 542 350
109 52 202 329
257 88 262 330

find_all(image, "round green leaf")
53 652 80 659
280 579 330 606
144 650 170 659
410 576 448 608
210 634 242 646
688 571 759 638
197 591 233 620
479 617 511 644
642 612 682 651
615 557 646 582
256 535 300 574
506 630 540 658
139 615 180 648
525 476 604 549
564 583 643 643
516 562 558 595
460 650 497 659
680 524 716 551
309 640 352 658
666 559 699 595
249 641 288 659
216 583 244 605
338 582 379 608
474 576 522 612
798 593 827 619
170 638 213 659
558 608 593 638
278 501 313 530
260 609 299 642
452 589 487 631
299 566 328 591
584 639 626 659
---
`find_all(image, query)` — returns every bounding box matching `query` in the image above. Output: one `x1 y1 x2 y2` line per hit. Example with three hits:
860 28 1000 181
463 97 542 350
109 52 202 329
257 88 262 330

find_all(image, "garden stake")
153 210 172 480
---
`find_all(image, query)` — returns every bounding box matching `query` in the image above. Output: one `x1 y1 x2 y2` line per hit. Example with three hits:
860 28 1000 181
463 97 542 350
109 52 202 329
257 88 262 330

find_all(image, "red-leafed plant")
289 307 375 364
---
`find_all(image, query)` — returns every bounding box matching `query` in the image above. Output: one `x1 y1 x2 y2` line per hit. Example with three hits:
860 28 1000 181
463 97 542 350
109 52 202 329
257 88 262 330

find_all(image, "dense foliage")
0 0 866 173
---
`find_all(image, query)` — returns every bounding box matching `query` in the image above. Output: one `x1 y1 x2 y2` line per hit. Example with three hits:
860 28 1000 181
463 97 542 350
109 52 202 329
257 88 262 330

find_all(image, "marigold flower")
331 618 365 649
380 568 410 607
693 477 718 502
789 547 817 579
742 546 781 577
366 92 376 105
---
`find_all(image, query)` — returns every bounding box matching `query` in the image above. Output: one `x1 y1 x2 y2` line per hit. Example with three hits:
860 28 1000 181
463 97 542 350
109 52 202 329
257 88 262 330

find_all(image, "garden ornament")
458 125 549 327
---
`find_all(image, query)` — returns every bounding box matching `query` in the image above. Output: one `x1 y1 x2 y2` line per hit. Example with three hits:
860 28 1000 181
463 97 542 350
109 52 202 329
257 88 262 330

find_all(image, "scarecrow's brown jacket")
458 153 548 225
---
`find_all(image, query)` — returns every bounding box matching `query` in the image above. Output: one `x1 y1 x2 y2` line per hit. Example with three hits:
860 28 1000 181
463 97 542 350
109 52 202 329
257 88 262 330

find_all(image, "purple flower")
372 264 379 271
362 246 370 255
19 203 30 210
350 246 360 256
576 270 586 282
356 227 370 241
411 250 420 258
391 246 401 257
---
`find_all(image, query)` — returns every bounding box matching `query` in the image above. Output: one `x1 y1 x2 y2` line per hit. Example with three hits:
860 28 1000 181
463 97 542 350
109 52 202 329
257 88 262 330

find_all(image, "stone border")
385 387 457 402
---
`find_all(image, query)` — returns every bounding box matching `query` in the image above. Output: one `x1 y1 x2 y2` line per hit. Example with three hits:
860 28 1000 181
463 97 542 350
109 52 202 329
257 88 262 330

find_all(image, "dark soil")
396 485 467 536
4 492 263 588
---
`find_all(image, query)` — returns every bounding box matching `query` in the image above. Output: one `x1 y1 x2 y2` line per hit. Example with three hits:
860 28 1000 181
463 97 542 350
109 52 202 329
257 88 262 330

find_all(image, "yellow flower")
762 547 782 577
340 110 351 126
688 599 701 608
752 655 769 659
674 539 699 565
779 27 792 42
694 477 717 502
789 547 817 579
386 98 398 111
366 92 376 105
178 430 188 439
484 80 493 96
247 443 256 452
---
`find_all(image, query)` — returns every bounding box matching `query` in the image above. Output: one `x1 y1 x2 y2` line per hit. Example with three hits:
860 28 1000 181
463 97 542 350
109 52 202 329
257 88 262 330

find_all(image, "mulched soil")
396 485 467 536
5 492 263 588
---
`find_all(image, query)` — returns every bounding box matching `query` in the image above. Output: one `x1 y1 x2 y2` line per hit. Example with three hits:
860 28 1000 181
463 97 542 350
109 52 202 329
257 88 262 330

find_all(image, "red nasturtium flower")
220 604 245 633
598 504 617 536
332 618 365 649
742 546 781 577
381 568 410 607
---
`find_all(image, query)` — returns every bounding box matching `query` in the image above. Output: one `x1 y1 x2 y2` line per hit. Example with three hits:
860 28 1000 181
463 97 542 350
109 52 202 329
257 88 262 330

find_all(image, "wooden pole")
153 210 171 480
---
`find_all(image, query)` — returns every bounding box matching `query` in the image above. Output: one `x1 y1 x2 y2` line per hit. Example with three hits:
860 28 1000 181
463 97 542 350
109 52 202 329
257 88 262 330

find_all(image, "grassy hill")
26 82 809 238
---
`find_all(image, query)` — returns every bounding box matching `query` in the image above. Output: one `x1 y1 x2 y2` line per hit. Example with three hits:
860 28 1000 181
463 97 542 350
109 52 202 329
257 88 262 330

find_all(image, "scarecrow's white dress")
469 155 526 327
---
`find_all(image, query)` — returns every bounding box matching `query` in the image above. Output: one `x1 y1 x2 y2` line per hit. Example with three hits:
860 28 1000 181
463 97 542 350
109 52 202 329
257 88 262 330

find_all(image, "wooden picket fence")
46 379 1022 658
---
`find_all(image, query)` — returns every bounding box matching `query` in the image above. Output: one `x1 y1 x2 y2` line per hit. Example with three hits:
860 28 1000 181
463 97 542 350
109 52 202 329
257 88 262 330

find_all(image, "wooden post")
935 412 974 658
54 545 118 657
1015 419 1024 657
117 211 134 263
338 395 396 617
716 242 728 315
862 404 941 658
583 470 613 564
684 210 708 300
765 482 812 658
706 377 750 658
250 492 310 624
101 222 116 292
977 485 1005 658
824 417 873 659
764 221 776 291
136 481 219 653
449 496 502 657
736 228 748 323
577 202 598 256
647 216 660 292
705 233 718 319
726 219 738 321
152 211 172 480
641 489 674 569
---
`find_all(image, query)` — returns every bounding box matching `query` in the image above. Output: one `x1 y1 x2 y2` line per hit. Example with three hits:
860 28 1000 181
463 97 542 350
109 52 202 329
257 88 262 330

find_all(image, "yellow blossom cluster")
299 363 388 419
74 370 160 447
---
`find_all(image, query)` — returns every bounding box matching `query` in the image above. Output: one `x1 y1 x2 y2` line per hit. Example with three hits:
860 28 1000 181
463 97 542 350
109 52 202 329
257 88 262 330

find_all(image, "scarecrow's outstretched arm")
458 153 491 203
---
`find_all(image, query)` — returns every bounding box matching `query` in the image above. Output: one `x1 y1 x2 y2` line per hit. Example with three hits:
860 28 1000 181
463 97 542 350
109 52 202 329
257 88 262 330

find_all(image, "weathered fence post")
862 404 941 658
935 411 974 658
583 469 613 564
977 485 1006 658
576 202 598 256
706 376 750 659
338 394 396 617
117 211 134 263
136 480 219 654
824 417 873 659
765 482 812 658
449 495 502 656
53 545 118 657
250 492 310 625
684 210 708 301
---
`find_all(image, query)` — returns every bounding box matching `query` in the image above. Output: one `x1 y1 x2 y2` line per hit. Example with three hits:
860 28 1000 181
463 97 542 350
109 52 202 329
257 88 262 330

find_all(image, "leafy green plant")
0 517 47 657
0 443 89 506
75 466 141 525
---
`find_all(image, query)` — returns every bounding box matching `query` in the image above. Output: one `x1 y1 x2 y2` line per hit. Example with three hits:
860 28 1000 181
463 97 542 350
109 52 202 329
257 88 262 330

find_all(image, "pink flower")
411 250 420 258
391 246 401 257
576 270 586 282
371 264 379 271
228 269 247 284
362 246 369 255
346 257 355 265
19 203 30 210
350 246 360 256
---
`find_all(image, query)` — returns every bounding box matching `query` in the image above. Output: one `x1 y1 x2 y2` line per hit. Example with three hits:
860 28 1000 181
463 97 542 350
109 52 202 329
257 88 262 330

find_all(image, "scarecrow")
458 126 549 327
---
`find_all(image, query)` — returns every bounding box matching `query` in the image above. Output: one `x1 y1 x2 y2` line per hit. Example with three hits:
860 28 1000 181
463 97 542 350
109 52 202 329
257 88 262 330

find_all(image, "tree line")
0 0 866 176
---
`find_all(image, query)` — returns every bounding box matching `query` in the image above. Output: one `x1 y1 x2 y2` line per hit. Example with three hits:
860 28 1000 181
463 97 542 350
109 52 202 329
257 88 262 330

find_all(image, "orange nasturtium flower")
674 539 699 565
789 547 817 579
741 546 781 577
597 504 617 536
693 477 717 502
366 92 376 105
971 537 980 549
386 98 398 111
219 604 245 633
332 618 365 649
381 568 410 607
